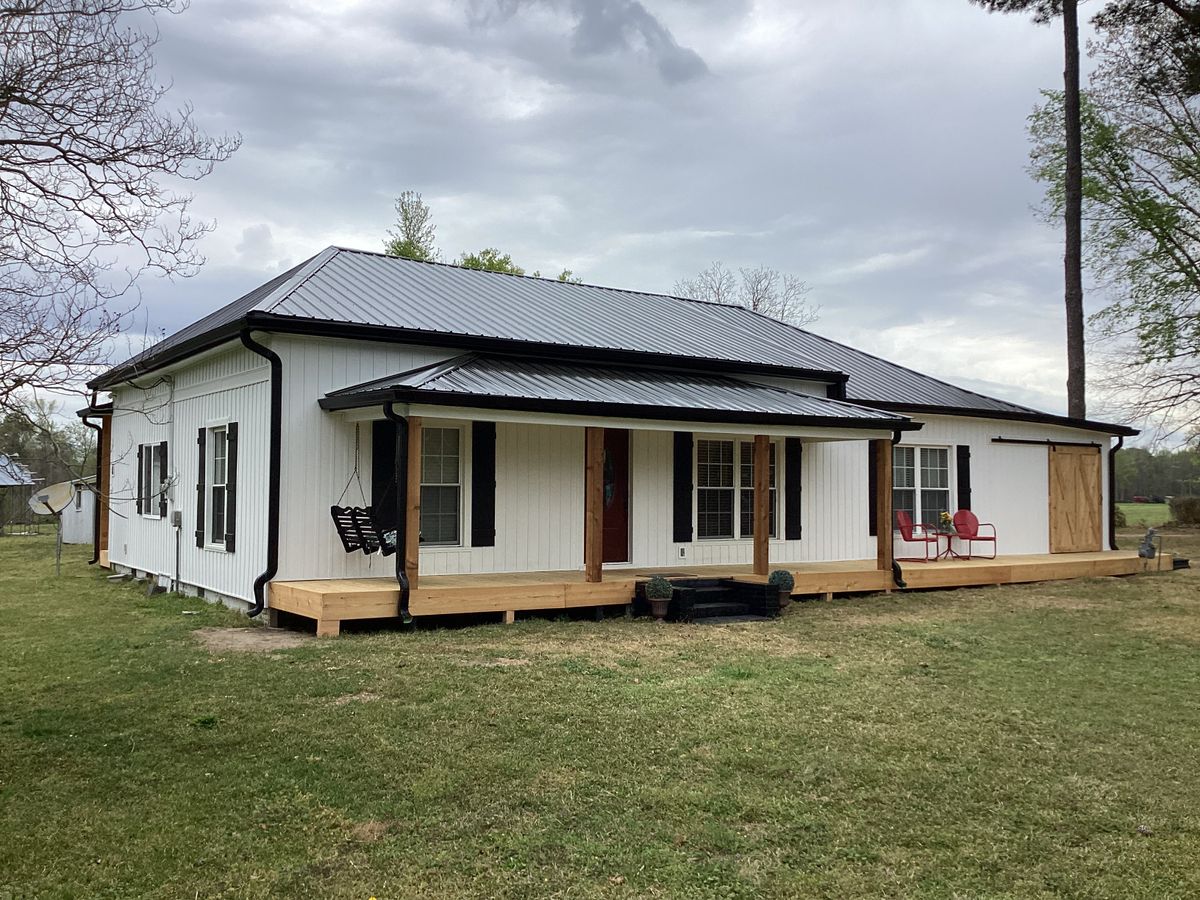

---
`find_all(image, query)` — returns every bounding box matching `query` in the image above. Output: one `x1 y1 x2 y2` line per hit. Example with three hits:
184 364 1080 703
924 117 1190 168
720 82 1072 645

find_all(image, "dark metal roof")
91 246 1136 434
321 354 919 431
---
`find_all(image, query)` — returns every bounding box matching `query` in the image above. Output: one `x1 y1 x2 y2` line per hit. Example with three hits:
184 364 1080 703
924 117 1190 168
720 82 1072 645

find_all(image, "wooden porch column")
584 426 604 583
406 416 422 590
873 438 893 573
753 434 770 576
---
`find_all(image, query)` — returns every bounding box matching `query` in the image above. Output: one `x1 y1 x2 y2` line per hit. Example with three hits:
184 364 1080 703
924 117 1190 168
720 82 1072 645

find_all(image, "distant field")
1118 502 1172 527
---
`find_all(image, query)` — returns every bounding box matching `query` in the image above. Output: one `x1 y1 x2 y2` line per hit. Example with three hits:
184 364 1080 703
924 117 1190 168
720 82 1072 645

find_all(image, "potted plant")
768 569 795 609
644 575 673 622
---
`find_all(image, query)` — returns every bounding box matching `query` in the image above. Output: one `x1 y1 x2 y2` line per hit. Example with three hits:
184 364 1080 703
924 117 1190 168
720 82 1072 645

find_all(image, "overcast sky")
126 0 1098 416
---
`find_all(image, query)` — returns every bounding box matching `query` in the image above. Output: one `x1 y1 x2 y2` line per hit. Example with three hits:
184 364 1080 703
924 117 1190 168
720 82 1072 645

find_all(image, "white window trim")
892 444 954 532
140 441 165 520
419 424 466 549
693 436 781 542
206 425 228 549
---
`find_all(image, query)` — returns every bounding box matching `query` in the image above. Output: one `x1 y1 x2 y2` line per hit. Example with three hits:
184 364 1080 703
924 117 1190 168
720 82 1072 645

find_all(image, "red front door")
602 429 630 563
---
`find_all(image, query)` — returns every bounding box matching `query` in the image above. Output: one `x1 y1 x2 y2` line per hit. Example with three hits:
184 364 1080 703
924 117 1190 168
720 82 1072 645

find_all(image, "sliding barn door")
1048 445 1102 553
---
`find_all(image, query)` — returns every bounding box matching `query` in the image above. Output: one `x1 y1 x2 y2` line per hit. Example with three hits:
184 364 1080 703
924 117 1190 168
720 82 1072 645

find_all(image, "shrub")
1169 496 1200 525
1114 505 1127 529
767 569 795 592
644 575 674 600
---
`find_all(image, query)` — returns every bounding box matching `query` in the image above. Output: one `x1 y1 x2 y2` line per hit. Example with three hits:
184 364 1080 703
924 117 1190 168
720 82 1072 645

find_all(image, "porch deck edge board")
267 550 1161 635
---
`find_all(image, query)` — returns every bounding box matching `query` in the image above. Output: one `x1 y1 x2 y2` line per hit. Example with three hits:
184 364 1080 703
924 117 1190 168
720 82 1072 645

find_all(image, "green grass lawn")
2 537 1200 898
1119 501 1172 528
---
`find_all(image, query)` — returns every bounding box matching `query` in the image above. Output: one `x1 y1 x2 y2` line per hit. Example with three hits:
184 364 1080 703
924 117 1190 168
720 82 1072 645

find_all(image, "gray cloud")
113 0 1090 418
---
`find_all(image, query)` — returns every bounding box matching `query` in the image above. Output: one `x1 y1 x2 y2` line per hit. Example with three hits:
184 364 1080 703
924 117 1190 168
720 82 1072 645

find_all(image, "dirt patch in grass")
349 820 392 842
193 626 311 653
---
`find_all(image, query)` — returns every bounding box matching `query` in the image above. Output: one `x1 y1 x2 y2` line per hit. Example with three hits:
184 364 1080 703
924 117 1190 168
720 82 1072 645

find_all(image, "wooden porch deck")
268 550 1167 635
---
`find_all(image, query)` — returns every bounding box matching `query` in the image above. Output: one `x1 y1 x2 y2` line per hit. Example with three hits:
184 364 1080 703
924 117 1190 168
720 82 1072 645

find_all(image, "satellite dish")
29 481 74 516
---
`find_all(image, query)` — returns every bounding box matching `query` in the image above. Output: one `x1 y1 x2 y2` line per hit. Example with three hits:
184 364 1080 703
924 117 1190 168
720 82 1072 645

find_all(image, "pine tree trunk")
1063 0 1086 419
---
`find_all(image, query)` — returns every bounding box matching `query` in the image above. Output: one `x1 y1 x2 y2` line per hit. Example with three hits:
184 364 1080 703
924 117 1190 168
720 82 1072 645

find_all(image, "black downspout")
239 330 282 617
889 428 907 589
81 400 103 566
383 402 412 622
1109 435 1125 551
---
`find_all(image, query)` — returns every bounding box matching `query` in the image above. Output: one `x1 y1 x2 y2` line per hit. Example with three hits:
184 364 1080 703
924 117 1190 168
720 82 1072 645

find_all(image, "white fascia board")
334 402 897 441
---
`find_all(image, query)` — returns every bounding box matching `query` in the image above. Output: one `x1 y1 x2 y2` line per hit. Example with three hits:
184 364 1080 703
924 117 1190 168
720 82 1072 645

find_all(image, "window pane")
893 488 916 528
697 488 734 539
740 488 779 538
697 440 733 489
421 427 460 486
212 429 227 485
920 448 949 490
893 446 915 489
211 485 226 542
420 485 460 544
921 489 950 526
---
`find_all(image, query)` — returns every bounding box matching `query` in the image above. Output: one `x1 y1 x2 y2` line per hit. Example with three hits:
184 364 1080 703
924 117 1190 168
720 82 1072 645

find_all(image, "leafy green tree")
1029 6 1200 438
384 191 438 261
456 248 525 276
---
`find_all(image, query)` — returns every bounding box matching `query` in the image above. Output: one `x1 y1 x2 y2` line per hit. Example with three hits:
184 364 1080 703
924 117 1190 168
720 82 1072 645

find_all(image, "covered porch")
268 550 1166 635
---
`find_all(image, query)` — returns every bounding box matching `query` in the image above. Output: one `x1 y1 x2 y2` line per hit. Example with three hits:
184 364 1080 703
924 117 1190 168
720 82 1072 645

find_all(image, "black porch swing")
329 424 397 557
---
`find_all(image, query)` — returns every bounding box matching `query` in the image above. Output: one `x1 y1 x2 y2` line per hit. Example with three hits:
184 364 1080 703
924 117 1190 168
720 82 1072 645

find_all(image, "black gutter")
991 437 1101 448
239 329 282 618
320 388 922 432
862 400 1139 438
383 403 413 622
80 399 104 566
1109 435 1125 551
90 312 851 391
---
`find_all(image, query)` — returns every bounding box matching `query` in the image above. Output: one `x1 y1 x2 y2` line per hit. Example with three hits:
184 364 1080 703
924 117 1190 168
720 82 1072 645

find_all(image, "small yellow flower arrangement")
939 510 954 531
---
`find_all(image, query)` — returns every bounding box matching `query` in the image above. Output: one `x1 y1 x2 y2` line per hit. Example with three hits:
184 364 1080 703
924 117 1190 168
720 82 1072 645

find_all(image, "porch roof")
319 353 920 431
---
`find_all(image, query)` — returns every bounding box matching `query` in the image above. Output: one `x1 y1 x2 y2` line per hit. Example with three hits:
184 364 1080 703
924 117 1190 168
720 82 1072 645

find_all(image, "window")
739 441 777 538
893 446 950 528
420 427 461 545
140 442 165 518
697 438 780 541
209 426 228 545
74 485 83 511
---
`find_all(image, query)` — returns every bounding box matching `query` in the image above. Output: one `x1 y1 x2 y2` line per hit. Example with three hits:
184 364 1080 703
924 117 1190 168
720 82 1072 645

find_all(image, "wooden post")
406 416 422 590
874 438 893 574
584 426 604 583
753 434 770 576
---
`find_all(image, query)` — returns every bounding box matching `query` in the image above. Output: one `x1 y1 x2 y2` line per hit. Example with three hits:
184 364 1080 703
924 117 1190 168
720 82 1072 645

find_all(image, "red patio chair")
895 510 940 562
951 509 997 560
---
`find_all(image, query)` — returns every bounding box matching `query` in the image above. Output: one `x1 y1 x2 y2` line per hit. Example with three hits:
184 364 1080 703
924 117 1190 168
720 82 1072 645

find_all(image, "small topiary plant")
767 569 795 593
644 575 674 599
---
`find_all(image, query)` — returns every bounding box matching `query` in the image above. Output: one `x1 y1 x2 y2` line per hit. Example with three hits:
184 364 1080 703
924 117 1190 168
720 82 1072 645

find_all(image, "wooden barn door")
1048 445 1103 553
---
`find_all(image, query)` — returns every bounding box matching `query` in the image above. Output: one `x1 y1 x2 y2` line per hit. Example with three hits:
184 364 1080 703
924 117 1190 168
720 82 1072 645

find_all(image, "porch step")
690 601 752 619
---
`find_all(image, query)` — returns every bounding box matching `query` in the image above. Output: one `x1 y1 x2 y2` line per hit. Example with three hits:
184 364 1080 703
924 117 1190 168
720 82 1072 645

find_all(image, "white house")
83 247 1137 632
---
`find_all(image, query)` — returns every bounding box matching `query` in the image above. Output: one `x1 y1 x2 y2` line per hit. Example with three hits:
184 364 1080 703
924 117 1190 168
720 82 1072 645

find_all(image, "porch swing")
329 424 397 557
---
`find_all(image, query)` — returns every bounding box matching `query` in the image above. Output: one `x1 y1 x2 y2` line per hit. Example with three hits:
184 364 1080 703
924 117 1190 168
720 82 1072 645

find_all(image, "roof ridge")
258 246 342 313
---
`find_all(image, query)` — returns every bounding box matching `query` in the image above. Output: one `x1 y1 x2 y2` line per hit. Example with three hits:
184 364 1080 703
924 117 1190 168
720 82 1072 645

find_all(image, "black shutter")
157 440 168 518
195 427 206 547
371 420 398 532
956 444 972 511
136 444 144 516
784 438 803 540
672 431 693 543
867 441 879 536
471 421 497 547
224 422 238 553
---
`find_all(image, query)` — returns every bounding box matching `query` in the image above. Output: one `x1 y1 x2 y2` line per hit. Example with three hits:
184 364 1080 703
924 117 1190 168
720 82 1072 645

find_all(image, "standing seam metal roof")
92 246 1116 430
323 354 913 425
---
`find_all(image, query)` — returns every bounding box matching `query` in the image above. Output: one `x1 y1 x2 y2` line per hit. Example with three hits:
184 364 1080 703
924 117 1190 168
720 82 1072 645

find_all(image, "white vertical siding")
60 485 95 544
107 346 270 602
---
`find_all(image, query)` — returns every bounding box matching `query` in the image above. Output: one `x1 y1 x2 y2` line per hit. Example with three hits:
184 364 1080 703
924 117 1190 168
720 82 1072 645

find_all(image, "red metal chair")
951 509 997 560
895 510 940 562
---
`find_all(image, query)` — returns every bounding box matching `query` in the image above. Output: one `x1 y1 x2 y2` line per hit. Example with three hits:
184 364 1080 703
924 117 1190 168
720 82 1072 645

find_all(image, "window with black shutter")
224 422 238 552
195 427 206 547
158 440 168 518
